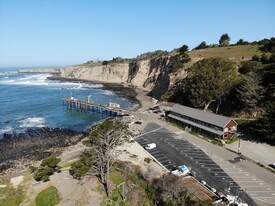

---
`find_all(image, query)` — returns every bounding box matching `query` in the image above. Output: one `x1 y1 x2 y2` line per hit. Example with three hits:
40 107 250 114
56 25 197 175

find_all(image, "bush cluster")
31 156 61 182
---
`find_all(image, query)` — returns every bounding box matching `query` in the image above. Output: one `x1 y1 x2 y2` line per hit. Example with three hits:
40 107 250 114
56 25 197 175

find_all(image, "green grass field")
0 179 24 206
188 45 262 65
35 186 61 206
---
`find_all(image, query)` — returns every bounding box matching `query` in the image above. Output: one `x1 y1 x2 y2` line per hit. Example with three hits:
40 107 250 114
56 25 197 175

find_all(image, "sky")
0 0 274 68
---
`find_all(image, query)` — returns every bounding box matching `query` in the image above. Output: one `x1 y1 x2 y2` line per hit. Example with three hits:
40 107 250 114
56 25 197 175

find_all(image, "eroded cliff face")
59 63 129 84
59 57 187 100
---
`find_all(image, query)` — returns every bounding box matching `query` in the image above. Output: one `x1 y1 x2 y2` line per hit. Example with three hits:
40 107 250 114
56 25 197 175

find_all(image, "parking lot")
135 123 275 205
199 148 275 205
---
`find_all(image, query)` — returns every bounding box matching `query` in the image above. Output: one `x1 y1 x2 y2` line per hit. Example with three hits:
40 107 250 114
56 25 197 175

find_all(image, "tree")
89 119 128 197
260 37 275 52
178 44 189 54
253 102 275 141
186 57 238 111
69 149 97 180
236 72 265 116
236 38 249 45
194 41 208 50
219 33 231 46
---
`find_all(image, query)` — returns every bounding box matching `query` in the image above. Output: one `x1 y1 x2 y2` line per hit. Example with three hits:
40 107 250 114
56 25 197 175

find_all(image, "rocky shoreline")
0 73 150 178
48 75 142 111
0 127 87 177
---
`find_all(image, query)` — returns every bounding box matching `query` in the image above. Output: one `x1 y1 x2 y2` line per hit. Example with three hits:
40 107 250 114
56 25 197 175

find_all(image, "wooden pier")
62 96 127 117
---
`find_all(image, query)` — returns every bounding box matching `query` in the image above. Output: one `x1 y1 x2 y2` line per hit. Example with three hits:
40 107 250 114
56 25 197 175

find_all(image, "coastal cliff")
59 56 188 100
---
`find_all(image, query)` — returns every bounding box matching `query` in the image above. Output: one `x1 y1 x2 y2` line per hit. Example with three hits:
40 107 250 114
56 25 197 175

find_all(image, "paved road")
135 123 275 206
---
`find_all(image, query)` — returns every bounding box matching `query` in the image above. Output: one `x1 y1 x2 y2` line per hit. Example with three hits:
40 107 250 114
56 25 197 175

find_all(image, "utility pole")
238 137 241 154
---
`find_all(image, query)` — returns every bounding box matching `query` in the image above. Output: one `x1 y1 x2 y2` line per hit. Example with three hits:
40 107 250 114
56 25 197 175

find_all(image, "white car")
145 143 156 150
200 180 207 185
171 165 191 176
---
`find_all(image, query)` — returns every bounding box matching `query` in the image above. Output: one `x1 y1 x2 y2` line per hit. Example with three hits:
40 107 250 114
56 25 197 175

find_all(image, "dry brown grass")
188 45 262 65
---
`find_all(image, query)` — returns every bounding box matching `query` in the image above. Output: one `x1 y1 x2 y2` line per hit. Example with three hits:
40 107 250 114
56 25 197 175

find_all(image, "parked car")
145 143 156 150
200 180 207 185
171 165 191 176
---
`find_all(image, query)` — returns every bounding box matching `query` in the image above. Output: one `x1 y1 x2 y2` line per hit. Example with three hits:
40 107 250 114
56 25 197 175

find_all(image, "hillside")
189 45 261 65
57 45 261 100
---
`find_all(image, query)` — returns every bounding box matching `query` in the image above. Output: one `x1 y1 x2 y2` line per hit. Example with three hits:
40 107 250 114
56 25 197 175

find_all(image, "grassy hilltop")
189 45 261 64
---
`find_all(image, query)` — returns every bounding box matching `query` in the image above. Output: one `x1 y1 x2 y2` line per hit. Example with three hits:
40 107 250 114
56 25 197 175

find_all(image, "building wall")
167 115 221 139
223 120 237 139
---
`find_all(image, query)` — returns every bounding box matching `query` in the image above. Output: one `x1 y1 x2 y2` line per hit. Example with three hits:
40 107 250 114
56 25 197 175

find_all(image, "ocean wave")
0 73 51 85
1 79 15 83
0 71 18 76
0 126 13 135
19 77 32 81
102 90 114 96
19 117 45 128
59 82 103 90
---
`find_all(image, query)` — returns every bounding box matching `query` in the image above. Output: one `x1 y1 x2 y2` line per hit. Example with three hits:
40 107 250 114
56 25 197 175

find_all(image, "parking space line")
165 163 175 167
149 150 160 154
157 157 169 161
240 186 271 188
237 181 264 183
153 154 165 158
159 160 171 163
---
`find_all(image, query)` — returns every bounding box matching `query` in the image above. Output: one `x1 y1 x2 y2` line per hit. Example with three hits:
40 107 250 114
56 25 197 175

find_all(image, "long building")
167 104 238 140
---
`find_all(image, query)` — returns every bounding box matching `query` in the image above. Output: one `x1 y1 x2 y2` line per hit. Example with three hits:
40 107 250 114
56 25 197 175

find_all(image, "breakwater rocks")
0 127 87 176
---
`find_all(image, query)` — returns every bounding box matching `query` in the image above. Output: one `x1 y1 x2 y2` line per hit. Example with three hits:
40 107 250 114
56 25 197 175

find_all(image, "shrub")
69 162 90 180
41 175 50 182
144 157 152 163
41 156 61 169
33 167 54 181
252 54 260 61
239 61 261 74
261 53 269 63
102 60 108 65
29 165 37 173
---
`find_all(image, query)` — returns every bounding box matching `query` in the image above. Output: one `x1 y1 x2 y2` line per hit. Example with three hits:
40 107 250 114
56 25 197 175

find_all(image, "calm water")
0 68 136 138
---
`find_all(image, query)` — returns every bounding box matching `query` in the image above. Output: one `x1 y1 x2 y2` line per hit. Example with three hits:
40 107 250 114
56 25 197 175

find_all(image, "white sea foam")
19 117 45 128
0 71 18 76
2 79 15 83
0 73 51 85
102 90 114 95
19 77 32 81
0 127 13 135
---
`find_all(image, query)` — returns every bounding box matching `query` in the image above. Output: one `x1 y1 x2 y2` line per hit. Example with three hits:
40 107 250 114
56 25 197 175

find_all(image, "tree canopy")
194 41 208 50
236 72 265 116
219 33 231 46
186 57 238 111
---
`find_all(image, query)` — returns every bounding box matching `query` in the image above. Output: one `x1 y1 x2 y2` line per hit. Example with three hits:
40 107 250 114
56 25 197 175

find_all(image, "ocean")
0 67 136 138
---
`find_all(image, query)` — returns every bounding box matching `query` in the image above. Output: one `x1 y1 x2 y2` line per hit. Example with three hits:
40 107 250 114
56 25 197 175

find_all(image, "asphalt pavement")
135 122 275 206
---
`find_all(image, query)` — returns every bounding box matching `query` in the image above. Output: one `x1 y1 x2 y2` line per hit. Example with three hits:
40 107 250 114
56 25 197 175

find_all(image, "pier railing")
62 97 127 116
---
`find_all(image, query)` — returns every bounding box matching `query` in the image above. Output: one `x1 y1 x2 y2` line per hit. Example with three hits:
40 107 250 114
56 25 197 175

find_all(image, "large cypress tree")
186 57 238 111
